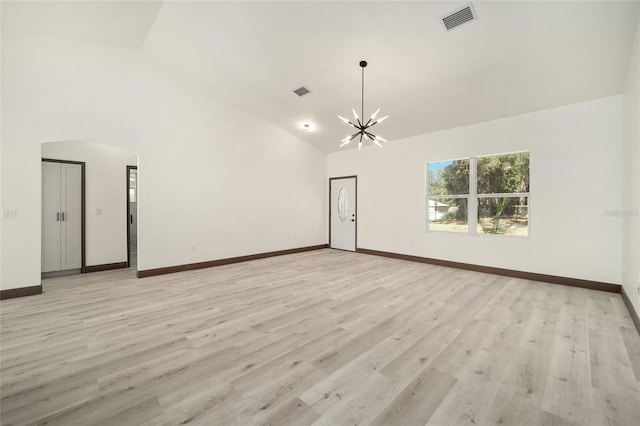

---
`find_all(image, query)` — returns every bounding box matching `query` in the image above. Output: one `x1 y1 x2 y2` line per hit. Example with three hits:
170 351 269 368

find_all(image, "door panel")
42 162 62 272
129 169 137 254
61 164 82 269
127 166 138 267
330 177 356 251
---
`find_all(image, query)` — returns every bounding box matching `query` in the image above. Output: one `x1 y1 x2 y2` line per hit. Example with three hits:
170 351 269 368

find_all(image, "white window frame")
426 151 530 237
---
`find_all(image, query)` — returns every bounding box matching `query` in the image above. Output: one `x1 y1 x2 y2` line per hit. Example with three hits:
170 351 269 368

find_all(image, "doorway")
127 166 138 268
41 158 86 277
329 176 357 251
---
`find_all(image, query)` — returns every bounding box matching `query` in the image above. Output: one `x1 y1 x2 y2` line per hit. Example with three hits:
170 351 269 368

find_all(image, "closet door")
61 164 82 270
42 162 82 273
42 162 62 272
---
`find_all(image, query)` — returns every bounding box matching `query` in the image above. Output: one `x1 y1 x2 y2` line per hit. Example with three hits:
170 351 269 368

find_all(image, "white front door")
330 176 356 251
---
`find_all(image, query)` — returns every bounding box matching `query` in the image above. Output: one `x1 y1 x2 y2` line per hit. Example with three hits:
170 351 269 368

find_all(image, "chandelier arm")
364 130 377 140
350 132 360 141
363 118 372 128
347 121 359 129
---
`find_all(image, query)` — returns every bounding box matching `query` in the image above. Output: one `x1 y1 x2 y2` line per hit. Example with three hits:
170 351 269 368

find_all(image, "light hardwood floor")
1 249 639 425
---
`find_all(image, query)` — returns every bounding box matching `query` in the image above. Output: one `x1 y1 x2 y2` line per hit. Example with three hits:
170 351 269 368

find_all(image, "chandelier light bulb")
338 115 349 123
376 115 388 124
352 108 359 120
371 108 380 119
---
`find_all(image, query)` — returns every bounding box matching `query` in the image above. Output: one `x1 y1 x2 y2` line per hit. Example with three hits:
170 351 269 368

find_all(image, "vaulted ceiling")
3 1 640 152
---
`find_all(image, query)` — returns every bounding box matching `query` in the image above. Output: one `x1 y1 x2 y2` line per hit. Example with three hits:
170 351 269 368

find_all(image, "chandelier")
338 60 388 149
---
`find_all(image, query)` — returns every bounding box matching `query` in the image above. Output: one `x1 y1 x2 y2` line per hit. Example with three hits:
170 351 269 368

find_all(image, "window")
427 151 530 236
129 172 137 203
428 159 469 233
476 152 529 236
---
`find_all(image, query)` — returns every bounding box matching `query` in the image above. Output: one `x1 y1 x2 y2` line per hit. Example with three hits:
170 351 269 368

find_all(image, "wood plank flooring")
1 249 639 425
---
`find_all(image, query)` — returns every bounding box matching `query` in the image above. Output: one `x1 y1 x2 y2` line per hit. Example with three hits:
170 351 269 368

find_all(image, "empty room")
1 1 640 425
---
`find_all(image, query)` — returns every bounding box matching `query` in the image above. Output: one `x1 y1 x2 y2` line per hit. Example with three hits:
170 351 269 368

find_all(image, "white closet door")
42 162 82 273
61 164 82 270
42 162 62 272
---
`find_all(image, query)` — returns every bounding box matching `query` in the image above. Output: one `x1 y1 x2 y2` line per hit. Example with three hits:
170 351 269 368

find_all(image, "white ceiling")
1 1 163 49
3 1 640 152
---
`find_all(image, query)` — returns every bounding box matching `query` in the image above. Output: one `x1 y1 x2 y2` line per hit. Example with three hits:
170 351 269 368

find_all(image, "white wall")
1 31 327 290
623 17 640 316
41 141 138 267
328 96 623 284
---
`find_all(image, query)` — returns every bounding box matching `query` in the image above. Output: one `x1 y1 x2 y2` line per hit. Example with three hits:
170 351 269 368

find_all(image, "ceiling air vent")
294 87 310 96
442 4 477 31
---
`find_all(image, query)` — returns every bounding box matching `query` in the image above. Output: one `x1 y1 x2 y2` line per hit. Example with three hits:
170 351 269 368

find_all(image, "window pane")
477 197 528 236
337 187 348 222
428 159 470 196
477 152 529 194
428 198 468 233
129 172 137 202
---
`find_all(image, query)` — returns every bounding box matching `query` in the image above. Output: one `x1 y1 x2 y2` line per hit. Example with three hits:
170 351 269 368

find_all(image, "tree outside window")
427 152 530 236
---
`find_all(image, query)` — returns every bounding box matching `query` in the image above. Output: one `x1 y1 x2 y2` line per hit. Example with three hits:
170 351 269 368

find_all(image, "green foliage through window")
427 152 530 236
428 159 470 196
477 152 529 194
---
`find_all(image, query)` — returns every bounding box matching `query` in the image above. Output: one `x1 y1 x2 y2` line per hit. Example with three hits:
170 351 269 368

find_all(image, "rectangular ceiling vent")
442 4 477 31
294 87 310 97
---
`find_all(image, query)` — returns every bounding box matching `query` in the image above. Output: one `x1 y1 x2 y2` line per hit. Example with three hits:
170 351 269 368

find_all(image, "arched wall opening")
41 140 139 274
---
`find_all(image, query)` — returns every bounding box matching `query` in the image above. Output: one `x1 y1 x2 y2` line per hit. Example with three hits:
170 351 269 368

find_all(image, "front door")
330 176 357 251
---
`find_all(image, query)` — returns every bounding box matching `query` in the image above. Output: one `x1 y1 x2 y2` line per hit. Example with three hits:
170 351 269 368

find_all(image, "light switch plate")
2 209 17 219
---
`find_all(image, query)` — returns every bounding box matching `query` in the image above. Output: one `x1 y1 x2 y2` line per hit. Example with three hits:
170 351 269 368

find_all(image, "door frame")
126 165 138 268
329 175 357 251
42 158 87 273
